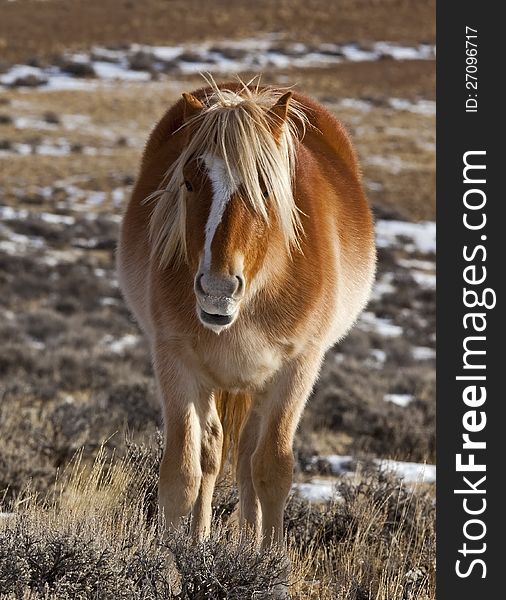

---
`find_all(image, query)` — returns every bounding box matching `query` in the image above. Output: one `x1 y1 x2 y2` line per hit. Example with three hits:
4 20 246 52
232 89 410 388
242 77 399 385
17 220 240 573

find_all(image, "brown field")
0 1 435 598
1 0 435 64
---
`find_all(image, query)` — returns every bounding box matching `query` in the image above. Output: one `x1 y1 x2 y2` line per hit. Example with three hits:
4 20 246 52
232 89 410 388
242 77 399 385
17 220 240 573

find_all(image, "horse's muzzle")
194 271 244 332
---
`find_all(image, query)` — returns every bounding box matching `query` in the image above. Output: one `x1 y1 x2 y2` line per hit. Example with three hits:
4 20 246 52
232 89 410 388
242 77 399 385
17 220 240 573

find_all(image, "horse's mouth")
199 309 234 327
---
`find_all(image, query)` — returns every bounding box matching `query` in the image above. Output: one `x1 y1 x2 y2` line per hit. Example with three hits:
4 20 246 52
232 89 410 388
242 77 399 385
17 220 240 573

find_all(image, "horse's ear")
268 91 293 130
182 92 204 122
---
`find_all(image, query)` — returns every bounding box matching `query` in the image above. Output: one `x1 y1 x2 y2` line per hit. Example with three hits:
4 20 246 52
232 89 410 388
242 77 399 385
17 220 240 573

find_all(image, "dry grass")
0 446 435 599
0 0 435 65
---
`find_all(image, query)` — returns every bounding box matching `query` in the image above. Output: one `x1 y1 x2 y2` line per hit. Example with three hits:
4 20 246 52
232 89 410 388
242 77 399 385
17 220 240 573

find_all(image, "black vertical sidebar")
437 2 502 598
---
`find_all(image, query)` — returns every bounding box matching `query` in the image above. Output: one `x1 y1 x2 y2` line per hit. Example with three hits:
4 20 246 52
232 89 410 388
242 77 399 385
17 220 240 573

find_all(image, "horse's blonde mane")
146 78 309 266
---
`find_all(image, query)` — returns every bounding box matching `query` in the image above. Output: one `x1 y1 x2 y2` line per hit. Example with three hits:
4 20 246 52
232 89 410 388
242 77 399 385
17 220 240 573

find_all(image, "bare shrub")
168 528 289 599
285 469 435 600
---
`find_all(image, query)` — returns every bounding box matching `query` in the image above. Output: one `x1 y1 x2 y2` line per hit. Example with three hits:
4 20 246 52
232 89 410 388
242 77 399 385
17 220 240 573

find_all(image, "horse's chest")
195 333 283 390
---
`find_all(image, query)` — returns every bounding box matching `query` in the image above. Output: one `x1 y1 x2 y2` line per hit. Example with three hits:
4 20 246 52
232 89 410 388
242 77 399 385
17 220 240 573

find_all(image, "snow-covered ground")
375 220 436 254
331 97 436 116
1 37 435 91
358 311 404 337
321 454 436 483
384 393 414 407
294 456 436 502
100 334 141 355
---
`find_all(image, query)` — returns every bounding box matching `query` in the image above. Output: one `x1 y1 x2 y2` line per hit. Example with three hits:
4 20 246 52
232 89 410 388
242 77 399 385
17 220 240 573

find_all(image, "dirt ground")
1 0 435 64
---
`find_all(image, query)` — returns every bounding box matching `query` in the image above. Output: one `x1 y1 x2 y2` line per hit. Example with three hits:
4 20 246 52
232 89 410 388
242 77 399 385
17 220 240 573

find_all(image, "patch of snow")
61 114 92 130
100 297 119 306
375 219 436 255
319 454 436 484
0 65 46 86
1 205 75 226
28 339 46 351
0 205 29 220
0 222 45 255
0 138 107 158
324 455 355 475
90 47 126 62
73 237 99 248
412 346 436 361
92 61 151 81
398 258 435 271
377 459 436 483
332 97 435 117
336 98 373 112
366 154 412 174
365 180 383 192
44 74 100 91
68 52 91 64
41 249 83 266
1 39 436 91
359 312 403 337
0 142 32 157
85 191 107 205
384 393 414 407
411 271 436 289
39 212 75 225
150 46 185 62
375 42 435 61
370 349 387 364
293 479 338 502
102 334 140 354
111 188 126 206
14 116 56 130
388 97 436 116
339 44 377 61
371 273 396 300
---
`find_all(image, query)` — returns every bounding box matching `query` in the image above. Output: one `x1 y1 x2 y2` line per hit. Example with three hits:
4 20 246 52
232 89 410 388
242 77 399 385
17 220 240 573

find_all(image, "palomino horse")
117 80 376 547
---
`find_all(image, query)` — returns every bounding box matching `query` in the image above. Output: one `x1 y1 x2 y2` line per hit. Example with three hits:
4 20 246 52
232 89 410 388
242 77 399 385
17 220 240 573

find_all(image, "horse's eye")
262 189 269 198
184 180 193 192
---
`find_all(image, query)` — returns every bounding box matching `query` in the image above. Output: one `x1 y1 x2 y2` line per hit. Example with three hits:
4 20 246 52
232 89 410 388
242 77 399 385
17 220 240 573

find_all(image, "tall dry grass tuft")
0 449 170 599
1 445 434 599
286 469 435 600
0 447 286 599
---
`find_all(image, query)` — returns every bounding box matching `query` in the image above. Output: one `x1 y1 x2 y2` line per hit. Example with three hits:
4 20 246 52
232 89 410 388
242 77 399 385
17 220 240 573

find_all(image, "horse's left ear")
182 92 204 122
268 91 293 129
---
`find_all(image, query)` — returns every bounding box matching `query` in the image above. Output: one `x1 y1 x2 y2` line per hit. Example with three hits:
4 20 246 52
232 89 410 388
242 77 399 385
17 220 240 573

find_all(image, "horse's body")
117 82 375 546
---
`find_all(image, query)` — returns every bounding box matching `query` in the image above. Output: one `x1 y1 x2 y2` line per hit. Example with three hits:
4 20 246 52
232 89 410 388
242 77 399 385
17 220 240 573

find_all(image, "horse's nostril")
196 271 244 298
235 275 245 297
196 273 205 295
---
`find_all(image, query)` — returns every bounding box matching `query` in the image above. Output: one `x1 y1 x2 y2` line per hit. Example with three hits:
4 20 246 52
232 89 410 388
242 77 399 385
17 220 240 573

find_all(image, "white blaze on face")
203 154 241 270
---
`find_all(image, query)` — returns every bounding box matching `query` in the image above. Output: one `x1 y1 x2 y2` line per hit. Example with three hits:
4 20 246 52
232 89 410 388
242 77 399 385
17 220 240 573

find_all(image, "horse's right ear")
182 93 204 122
267 91 293 139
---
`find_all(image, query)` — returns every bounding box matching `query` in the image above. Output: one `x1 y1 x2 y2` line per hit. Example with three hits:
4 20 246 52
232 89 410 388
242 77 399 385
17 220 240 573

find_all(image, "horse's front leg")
252 349 324 548
190 394 223 540
154 341 207 533
237 408 262 542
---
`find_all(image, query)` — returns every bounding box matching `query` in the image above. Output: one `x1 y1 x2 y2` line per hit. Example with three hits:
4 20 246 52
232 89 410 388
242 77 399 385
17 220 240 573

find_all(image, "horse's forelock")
146 84 308 268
